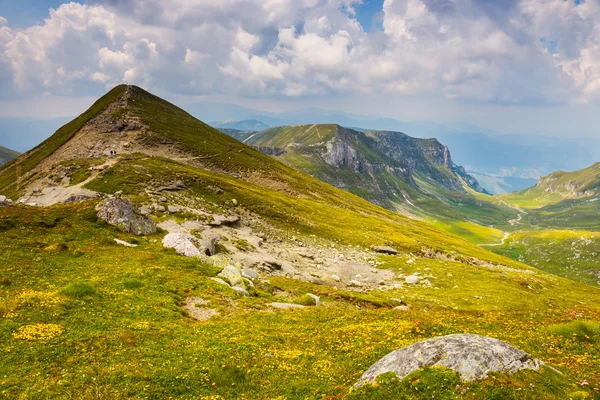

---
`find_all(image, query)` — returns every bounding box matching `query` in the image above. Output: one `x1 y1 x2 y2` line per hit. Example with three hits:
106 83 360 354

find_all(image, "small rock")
218 266 245 288
231 286 249 296
405 275 419 284
159 197 167 203
347 280 363 287
268 302 305 310
242 269 259 281
331 274 341 282
447 273 453 277
394 305 411 311
306 293 321 306
114 238 137 247
157 205 166 212
167 205 182 214
307 276 323 285
210 277 229 286
0 195 6 203
209 214 240 227
201 233 220 256
372 245 399 255
231 198 238 206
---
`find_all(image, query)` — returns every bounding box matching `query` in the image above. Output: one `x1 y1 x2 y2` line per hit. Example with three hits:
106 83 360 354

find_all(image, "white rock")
162 233 203 257
331 274 341 282
347 280 363 287
114 238 137 247
268 302 305 310
0 195 6 202
405 275 419 284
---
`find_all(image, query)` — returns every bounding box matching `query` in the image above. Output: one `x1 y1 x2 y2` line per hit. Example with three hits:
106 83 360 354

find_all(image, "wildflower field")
1 203 600 399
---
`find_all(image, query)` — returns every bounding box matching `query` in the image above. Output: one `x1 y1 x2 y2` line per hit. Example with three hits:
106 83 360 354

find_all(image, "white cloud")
1 0 600 105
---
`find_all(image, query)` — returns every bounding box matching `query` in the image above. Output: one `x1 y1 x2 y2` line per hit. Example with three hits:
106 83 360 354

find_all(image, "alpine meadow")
1 1 600 399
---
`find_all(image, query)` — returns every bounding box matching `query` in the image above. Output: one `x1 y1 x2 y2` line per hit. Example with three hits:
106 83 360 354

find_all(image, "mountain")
1 85 599 399
211 119 271 131
236 124 520 242
0 145 20 166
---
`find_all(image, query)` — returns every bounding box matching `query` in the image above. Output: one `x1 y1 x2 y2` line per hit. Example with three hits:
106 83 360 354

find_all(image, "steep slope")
1 85 600 399
211 119 270 131
0 145 20 165
241 124 515 242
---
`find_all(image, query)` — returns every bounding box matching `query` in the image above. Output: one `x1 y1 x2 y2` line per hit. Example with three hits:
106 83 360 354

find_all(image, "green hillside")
1 86 599 399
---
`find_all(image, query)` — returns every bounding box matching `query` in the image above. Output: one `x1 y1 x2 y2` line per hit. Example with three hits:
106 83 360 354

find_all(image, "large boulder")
162 233 203 257
355 334 543 387
218 265 245 288
96 198 156 235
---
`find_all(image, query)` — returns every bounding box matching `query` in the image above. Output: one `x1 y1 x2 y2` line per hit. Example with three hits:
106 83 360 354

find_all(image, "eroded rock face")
97 198 156 235
356 334 543 387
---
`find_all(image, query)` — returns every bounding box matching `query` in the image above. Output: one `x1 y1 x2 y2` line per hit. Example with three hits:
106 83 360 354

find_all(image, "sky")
1 0 600 137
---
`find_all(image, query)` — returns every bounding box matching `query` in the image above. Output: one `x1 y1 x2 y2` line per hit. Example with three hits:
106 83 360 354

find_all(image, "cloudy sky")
1 0 600 136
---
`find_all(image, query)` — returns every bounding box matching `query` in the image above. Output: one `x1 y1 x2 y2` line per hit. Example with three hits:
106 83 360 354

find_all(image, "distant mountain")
0 145 20 166
500 162 600 230
211 119 270 131
232 124 520 235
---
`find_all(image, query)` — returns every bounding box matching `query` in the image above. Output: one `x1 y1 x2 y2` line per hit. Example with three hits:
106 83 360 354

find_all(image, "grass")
491 229 600 286
548 321 600 344
1 201 600 398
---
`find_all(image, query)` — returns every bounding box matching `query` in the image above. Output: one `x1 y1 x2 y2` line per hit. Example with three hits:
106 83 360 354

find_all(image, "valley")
0 86 599 399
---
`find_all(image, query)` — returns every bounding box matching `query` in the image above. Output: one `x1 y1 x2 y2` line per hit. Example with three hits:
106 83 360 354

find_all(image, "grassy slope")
492 229 600 286
1 200 600 399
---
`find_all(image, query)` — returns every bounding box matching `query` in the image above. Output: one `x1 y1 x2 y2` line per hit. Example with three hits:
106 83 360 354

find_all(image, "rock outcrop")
96 198 156 235
355 334 544 387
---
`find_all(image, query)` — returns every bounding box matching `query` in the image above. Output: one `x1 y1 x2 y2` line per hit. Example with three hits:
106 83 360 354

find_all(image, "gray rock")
96 198 157 236
157 205 166 212
331 274 341 282
242 269 259 280
154 181 188 193
210 277 229 286
218 266 245 288
167 205 182 214
372 245 399 255
231 286 249 296
306 293 321 306
162 233 202 257
209 214 240 227
355 334 544 387
202 234 220 256
0 195 6 203
347 280 363 287
405 275 419 284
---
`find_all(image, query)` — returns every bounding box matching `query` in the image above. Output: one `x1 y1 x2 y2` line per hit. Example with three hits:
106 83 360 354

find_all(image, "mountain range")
1 85 599 399
0 145 20 166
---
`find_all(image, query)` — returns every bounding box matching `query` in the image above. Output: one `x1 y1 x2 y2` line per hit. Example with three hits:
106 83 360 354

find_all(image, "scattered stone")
231 198 238 206
209 214 240 227
218 266 245 288
307 276 323 285
210 277 229 287
26 202 38 207
231 286 249 296
162 233 203 257
331 274 341 282
347 280 363 287
96 198 157 235
242 269 259 281
394 305 411 311
372 245 399 255
167 205 182 214
64 194 94 203
154 181 188 193
159 196 167 203
268 302 306 310
306 293 321 306
182 297 217 321
355 334 544 387
202 233 220 256
114 238 137 247
405 275 419 284
157 205 166 212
